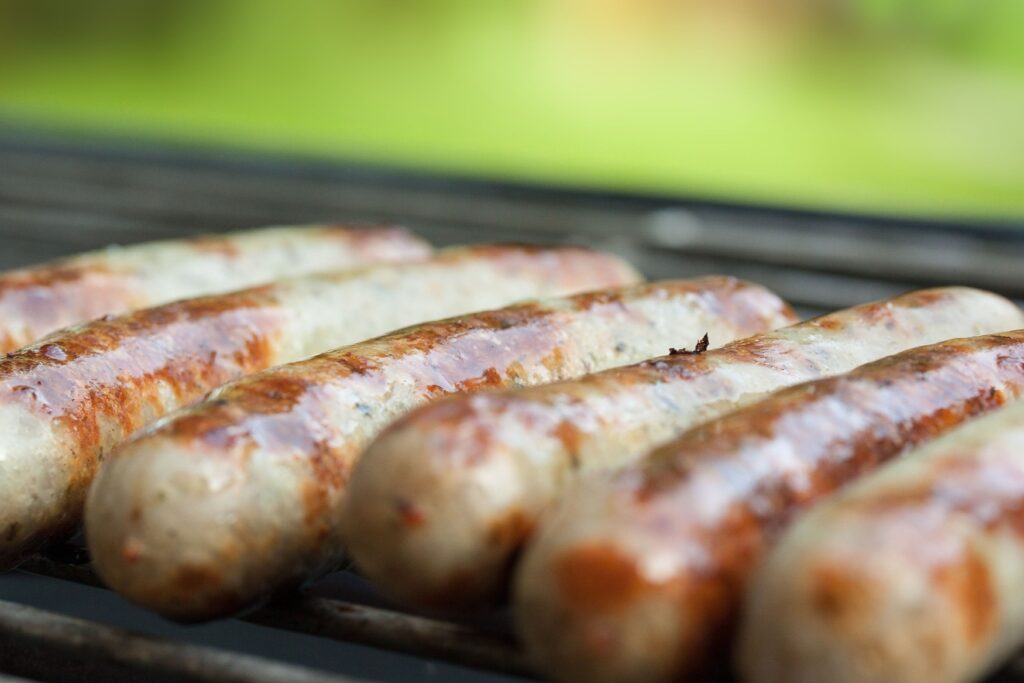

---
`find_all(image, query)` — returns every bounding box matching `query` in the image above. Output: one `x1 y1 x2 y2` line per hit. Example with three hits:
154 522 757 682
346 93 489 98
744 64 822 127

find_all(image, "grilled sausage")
85 277 792 622
0 224 430 352
738 400 1024 683
345 288 1024 611
0 244 637 568
515 330 1024 683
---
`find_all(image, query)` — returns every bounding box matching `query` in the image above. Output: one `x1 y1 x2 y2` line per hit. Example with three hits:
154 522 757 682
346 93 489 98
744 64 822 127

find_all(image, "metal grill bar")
16 552 1024 683
0 599 355 683
18 557 532 679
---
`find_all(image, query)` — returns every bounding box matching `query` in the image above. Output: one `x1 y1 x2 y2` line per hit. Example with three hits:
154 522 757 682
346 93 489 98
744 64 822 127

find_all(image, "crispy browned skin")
0 289 284 441
85 276 788 620
736 399 1024 683
192 280 781 475
161 287 761 549
2 243 641 568
0 288 288 553
517 331 1024 683
162 303 581 480
347 287 1023 612
0 265 143 352
0 225 425 352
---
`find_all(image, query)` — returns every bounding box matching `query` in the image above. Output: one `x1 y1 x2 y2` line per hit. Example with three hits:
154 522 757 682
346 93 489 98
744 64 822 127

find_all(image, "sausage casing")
0 244 636 567
346 287 1024 611
515 330 1024 683
738 399 1024 683
0 224 431 352
85 277 792 621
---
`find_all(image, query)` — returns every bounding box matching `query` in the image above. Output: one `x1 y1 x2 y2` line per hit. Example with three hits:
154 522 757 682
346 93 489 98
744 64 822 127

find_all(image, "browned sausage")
515 330 1024 683
738 399 1024 683
85 277 792 621
0 224 430 352
345 287 1024 611
0 244 638 568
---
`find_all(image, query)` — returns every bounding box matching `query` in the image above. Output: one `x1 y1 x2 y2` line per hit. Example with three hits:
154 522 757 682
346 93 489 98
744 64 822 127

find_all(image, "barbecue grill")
1 128 1023 683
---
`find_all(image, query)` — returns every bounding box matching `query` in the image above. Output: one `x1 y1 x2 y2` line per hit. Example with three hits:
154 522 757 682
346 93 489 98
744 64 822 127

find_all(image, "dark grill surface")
1 128 1023 683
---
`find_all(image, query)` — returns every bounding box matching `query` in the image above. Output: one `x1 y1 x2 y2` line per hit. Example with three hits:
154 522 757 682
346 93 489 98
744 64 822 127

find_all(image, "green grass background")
1 1 1021 217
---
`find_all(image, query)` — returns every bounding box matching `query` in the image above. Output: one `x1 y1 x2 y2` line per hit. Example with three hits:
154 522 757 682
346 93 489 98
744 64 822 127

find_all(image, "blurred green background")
1 0 1022 218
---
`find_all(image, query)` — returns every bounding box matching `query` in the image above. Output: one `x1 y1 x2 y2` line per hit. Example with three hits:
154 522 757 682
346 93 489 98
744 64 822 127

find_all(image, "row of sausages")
1 224 1023 683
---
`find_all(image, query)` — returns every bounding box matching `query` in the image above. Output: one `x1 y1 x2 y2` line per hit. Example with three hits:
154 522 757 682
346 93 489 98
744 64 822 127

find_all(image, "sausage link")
515 330 1024 683
738 400 1024 683
0 244 635 568
346 288 1024 611
0 224 431 352
84 277 791 621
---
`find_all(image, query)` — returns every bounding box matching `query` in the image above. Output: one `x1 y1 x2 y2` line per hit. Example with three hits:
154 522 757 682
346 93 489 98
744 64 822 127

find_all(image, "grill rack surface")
11 553 529 683
1 129 1023 683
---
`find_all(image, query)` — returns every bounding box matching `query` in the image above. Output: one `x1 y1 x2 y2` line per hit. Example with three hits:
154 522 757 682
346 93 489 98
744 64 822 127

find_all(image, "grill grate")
17 556 529 680
1 128 1023 683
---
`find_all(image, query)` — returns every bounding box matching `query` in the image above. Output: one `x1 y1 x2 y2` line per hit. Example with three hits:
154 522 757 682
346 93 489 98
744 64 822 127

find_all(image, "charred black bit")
670 333 710 356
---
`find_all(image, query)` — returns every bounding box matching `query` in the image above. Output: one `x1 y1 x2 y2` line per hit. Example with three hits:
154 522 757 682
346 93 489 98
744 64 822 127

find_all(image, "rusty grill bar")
0 128 1023 683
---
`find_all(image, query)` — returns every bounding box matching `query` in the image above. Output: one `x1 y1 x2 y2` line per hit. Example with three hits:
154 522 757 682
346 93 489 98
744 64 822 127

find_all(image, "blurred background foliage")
0 0 1021 217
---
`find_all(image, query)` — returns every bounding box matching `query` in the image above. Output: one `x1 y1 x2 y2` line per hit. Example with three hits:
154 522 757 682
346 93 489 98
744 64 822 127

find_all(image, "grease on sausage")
85 277 791 621
0 224 430 352
515 330 1024 683
0 244 636 567
345 288 1024 611
737 399 1024 683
